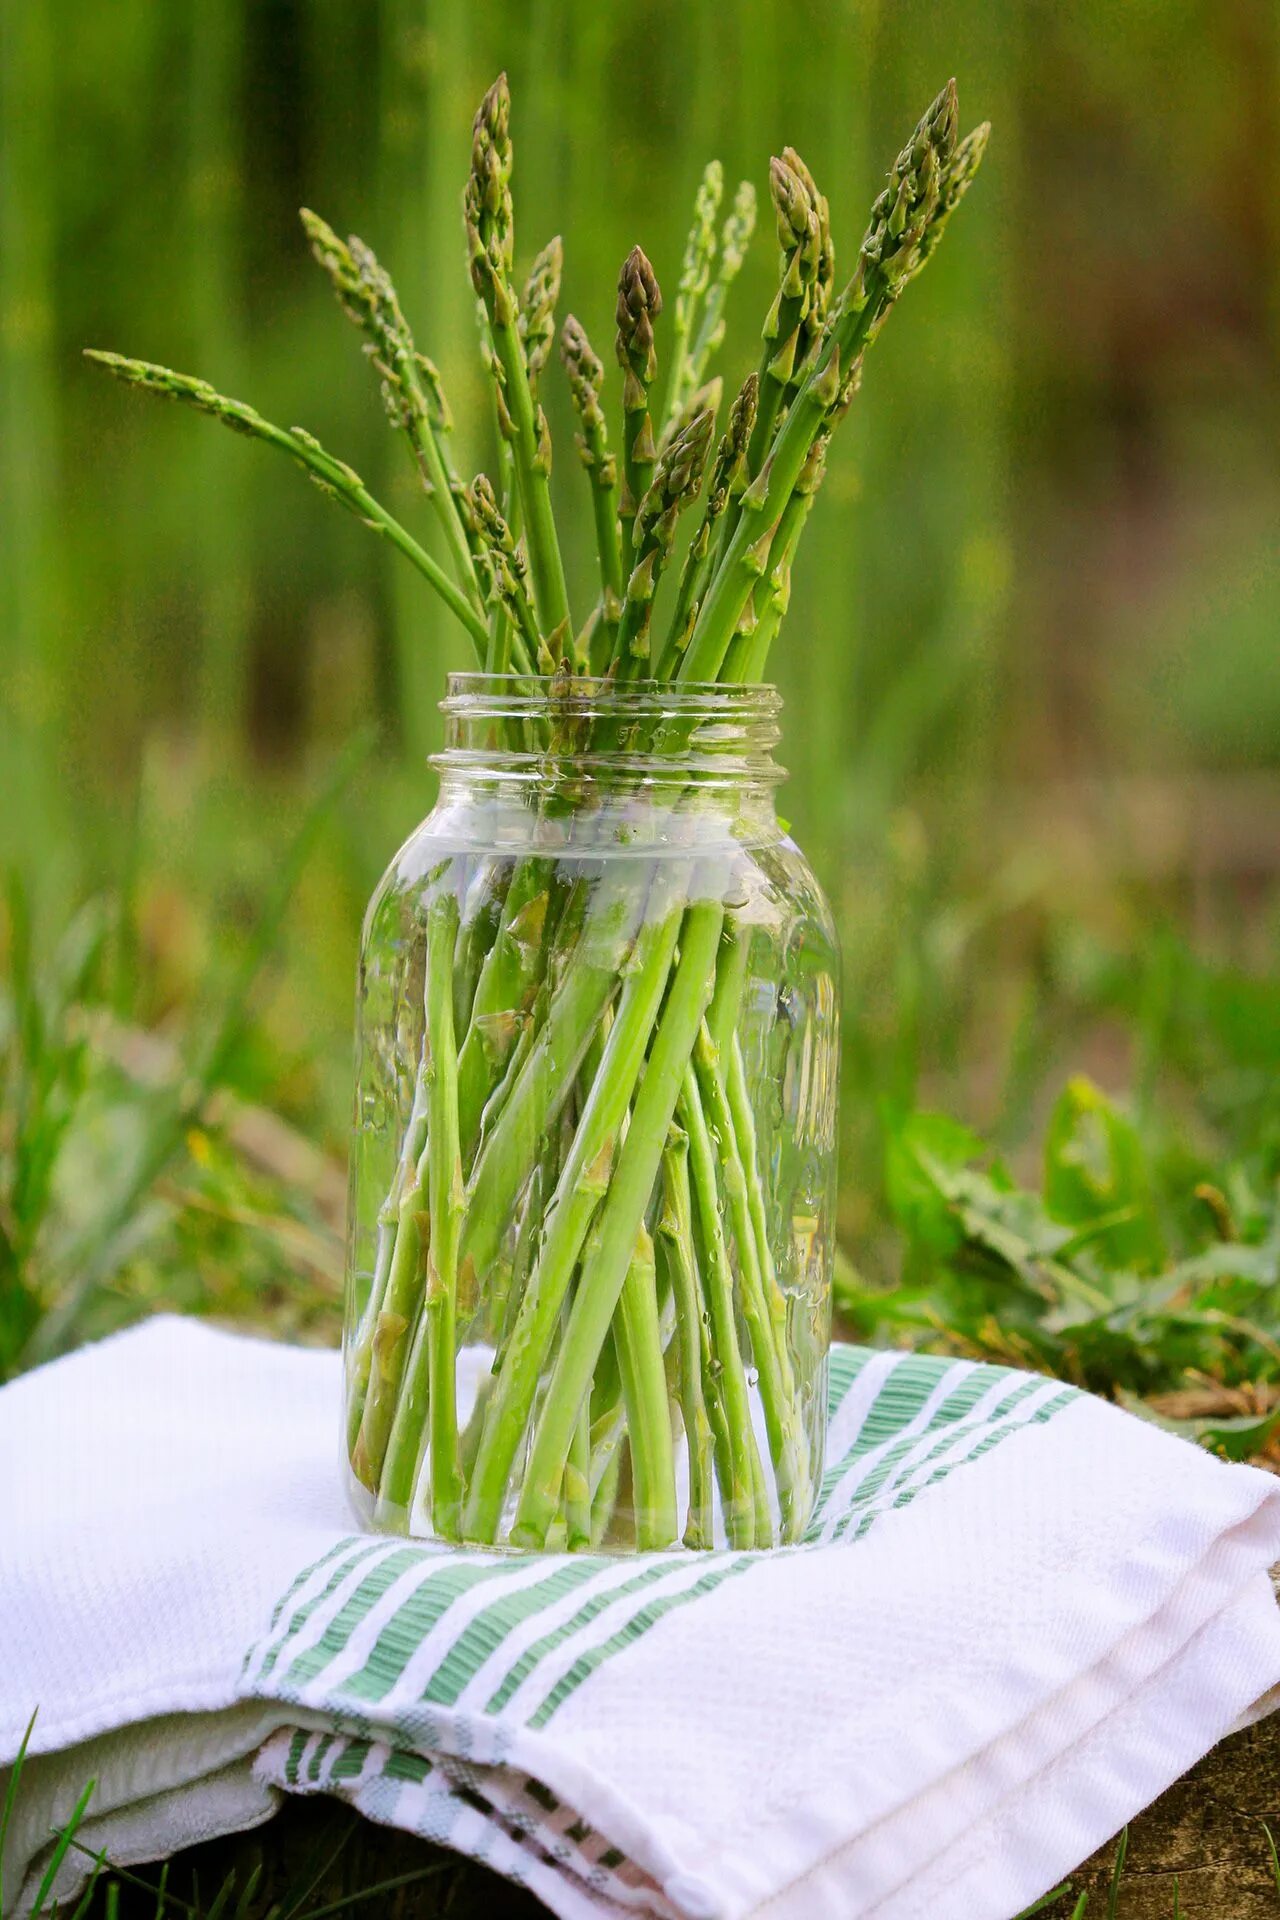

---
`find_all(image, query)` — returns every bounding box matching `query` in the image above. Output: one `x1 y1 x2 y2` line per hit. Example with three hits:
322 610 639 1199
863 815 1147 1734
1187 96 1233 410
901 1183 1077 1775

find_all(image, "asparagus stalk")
613 405 715 678
613 1223 678 1548
560 314 623 669
678 80 968 684
376 1289 430 1523
656 1130 715 1548
84 352 491 658
510 898 725 1548
721 423 830 684
678 1060 771 1546
778 147 835 387
565 1396 593 1551
518 236 563 398
350 1120 429 1492
454 860 555 1164
692 1019 807 1537
457 870 650 1287
465 75 572 641
345 1065 430 1457
461 893 683 1540
725 1029 797 1401
614 245 663 572
744 153 823 478
299 211 483 618
902 121 992 284
590 1438 625 1547
422 886 465 1537
661 161 723 434
724 343 865 684
685 181 757 393
656 372 758 677
464 475 543 674
706 920 751 1054
452 859 513 1040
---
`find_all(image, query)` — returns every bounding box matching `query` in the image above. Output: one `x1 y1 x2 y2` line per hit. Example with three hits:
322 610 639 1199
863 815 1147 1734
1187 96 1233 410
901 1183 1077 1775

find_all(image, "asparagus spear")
344 1067 430 1461
464 475 543 674
457 871 650 1289
725 127 990 693
779 147 835 382
350 1119 429 1491
564 1398 594 1551
656 372 758 677
453 859 555 1165
84 352 491 659
560 314 623 669
461 889 683 1541
908 120 992 280
692 1019 808 1537
423 886 465 1537
678 1059 771 1546
613 1223 678 1549
481 233 562 668
299 211 482 618
518 235 563 397
685 181 757 393
662 161 723 435
664 376 723 451
656 1129 715 1548
510 899 725 1548
614 245 663 573
679 80 974 684
744 153 824 477
465 75 572 642
720 359 859 683
613 405 715 678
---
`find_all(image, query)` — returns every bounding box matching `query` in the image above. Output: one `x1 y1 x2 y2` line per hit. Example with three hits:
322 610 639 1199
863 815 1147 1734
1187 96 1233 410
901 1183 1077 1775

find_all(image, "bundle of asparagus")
90 75 988 1550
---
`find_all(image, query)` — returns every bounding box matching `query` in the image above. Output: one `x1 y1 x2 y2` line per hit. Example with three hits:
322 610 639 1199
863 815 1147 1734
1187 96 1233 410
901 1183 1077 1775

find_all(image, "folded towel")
4 1317 1280 1920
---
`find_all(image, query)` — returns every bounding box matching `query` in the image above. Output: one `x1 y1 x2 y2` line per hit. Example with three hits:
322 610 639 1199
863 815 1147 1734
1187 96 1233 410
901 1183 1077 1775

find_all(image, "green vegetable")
89 71 989 1547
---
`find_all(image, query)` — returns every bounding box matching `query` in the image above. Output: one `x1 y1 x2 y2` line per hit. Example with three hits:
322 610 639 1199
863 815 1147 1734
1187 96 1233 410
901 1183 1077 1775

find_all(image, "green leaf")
1263 1818 1280 1894
31 1778 96 1916
1106 1825 1128 1920
1044 1077 1164 1272
884 1109 988 1254
1013 1882 1076 1917
0 1707 37 1916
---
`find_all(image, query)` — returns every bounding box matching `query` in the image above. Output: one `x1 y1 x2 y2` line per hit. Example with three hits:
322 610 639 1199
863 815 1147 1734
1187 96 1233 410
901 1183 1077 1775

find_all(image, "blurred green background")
2 0 1278 1369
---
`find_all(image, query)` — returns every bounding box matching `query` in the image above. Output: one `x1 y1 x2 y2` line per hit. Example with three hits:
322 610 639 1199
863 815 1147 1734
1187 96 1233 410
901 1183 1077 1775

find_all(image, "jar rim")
441 672 782 719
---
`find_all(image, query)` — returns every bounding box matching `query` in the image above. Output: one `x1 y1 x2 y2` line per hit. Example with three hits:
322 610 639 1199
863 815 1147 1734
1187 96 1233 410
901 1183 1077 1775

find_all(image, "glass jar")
343 675 839 1551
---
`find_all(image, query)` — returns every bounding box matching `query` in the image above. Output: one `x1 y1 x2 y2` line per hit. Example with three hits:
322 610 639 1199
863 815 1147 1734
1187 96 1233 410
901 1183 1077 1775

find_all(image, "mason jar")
343 675 839 1551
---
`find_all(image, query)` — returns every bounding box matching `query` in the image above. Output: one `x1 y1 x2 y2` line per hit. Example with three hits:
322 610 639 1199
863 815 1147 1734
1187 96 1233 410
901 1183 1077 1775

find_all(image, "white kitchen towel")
4 1318 1280 1920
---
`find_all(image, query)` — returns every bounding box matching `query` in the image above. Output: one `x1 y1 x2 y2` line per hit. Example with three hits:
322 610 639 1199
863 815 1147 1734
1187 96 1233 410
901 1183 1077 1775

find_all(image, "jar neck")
431 674 786 815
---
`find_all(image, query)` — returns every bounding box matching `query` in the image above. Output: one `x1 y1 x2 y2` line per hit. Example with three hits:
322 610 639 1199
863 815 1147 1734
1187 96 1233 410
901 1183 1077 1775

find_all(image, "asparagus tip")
931 77 961 155
476 72 511 140
962 121 992 162
616 246 663 380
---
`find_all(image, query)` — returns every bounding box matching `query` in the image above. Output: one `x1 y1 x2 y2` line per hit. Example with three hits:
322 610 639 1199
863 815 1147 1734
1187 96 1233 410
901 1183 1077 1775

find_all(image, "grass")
0 740 365 1383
